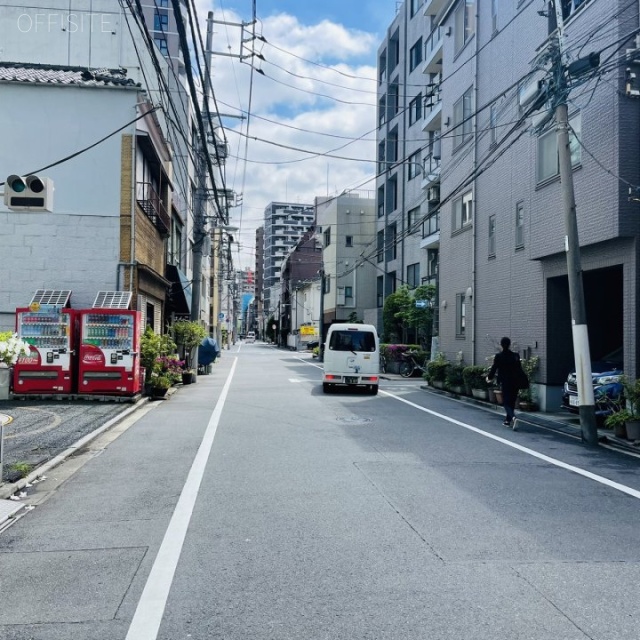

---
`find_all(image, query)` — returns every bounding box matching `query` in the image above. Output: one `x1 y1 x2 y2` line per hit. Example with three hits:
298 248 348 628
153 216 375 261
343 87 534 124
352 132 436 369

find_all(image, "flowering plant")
0 331 31 367
155 355 185 384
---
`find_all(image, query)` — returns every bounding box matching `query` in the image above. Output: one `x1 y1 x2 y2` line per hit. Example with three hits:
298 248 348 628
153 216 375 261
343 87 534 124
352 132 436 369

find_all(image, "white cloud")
200 7 379 269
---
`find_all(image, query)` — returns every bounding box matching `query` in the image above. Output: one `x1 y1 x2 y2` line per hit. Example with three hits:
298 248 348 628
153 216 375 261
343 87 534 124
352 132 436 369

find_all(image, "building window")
154 12 168 31
454 0 475 55
409 93 423 126
324 275 331 294
386 176 398 213
388 80 399 119
408 150 422 180
456 293 466 337
379 49 387 84
377 276 384 307
452 191 473 231
344 286 353 304
515 202 525 249
410 0 423 17
389 30 400 70
453 86 473 149
157 0 169 6
323 227 331 247
378 140 386 173
387 128 398 163
345 235 353 247
490 104 498 146
537 114 581 183
146 302 155 329
423 210 439 237
377 230 385 263
378 95 386 127
154 37 169 55
410 37 423 72
377 185 385 218
385 223 397 262
407 263 420 289
488 214 496 257
408 206 420 233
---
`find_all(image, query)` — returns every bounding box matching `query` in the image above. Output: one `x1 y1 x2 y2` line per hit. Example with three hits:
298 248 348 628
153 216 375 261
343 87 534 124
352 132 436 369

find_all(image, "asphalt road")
0 344 639 640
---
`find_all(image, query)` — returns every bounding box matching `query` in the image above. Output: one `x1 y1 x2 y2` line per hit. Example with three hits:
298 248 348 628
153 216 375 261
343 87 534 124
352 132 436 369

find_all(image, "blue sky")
202 0 397 268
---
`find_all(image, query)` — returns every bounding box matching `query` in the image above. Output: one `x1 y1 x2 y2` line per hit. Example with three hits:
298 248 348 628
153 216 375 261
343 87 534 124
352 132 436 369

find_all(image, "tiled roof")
0 62 140 88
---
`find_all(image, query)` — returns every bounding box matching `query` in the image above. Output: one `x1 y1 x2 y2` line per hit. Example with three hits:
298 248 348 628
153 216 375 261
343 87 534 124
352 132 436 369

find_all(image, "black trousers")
502 384 518 421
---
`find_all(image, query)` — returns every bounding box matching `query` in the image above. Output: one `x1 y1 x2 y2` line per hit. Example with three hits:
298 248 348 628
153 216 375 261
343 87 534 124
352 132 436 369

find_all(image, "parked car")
561 348 623 416
245 332 256 343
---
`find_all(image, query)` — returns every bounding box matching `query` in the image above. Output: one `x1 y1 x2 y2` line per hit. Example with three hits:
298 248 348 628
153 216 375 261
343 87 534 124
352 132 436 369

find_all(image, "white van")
246 331 256 343
322 323 380 395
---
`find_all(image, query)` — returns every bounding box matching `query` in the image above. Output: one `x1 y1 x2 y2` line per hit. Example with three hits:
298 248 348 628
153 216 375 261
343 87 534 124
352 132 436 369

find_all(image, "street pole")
318 269 325 362
190 11 215 377
553 1 598 445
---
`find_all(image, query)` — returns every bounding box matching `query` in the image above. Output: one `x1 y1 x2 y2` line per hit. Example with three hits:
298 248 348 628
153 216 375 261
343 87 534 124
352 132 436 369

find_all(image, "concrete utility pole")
318 268 325 362
552 1 598 445
191 12 215 327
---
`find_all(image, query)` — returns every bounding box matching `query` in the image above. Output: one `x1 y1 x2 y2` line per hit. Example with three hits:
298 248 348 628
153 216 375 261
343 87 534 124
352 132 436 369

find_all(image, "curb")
0 396 149 501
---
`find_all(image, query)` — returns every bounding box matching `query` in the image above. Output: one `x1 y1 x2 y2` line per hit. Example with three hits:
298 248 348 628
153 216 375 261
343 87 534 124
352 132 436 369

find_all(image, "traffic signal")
4 174 54 211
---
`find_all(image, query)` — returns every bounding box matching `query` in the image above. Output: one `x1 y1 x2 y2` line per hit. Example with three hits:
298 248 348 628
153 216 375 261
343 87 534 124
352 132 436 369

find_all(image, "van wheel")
369 385 378 395
323 383 331 393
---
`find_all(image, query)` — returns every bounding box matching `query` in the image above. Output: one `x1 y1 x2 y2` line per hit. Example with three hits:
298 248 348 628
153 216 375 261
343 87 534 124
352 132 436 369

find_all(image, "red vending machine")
78 292 142 396
13 290 76 395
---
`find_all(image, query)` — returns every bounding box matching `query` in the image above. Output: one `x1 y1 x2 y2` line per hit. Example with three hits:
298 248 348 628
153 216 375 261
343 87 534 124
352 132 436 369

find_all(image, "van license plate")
569 395 579 407
345 377 358 384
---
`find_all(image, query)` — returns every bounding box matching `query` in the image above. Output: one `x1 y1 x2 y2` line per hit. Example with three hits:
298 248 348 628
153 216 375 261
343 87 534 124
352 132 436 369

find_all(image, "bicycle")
399 350 427 378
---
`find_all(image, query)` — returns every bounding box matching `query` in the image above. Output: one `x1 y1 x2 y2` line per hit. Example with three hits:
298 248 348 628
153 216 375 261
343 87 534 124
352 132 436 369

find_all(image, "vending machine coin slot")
46 352 54 363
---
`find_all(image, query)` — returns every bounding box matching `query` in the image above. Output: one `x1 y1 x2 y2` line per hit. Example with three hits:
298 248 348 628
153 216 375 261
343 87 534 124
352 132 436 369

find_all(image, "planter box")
472 389 489 401
431 380 445 389
448 385 463 395
626 420 640 441
0 367 10 400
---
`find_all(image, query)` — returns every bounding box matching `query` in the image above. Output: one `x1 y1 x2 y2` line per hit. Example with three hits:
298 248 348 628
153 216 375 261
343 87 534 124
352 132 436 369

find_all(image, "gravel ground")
0 399 131 482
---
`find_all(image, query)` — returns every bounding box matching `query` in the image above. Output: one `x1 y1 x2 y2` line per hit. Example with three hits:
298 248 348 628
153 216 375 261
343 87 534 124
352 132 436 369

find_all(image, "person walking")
486 336 521 427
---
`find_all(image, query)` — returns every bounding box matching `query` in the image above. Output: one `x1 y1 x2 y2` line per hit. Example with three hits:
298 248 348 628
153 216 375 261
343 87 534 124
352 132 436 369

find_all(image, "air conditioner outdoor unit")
428 186 440 203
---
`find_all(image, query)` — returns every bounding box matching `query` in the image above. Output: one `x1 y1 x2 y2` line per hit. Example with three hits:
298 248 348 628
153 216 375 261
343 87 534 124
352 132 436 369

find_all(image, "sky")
193 0 399 270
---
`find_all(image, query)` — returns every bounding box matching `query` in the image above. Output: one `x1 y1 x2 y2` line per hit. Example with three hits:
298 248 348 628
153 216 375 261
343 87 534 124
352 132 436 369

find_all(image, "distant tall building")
262 202 315 316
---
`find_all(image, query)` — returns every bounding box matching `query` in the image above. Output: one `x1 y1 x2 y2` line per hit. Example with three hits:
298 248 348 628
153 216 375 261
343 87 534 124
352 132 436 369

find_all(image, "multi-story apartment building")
262 202 315 317
254 226 265 337
376 1 441 345
379 0 640 411
315 192 378 332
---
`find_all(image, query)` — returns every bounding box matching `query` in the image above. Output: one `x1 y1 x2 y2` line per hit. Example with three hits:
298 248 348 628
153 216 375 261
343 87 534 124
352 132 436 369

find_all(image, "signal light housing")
4 174 54 211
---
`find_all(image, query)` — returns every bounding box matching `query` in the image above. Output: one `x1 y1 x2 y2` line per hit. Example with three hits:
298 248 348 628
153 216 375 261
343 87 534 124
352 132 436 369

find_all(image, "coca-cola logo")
83 353 105 364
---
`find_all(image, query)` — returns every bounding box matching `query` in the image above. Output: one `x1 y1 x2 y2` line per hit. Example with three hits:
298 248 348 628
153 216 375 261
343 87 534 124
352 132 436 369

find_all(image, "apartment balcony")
422 98 442 132
421 154 441 190
423 0 447 16
136 182 170 235
422 27 443 75
420 212 440 249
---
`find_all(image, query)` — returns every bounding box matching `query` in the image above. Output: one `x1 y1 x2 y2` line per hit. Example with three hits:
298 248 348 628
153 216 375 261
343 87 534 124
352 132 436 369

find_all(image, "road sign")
218 313 224 320
415 300 428 308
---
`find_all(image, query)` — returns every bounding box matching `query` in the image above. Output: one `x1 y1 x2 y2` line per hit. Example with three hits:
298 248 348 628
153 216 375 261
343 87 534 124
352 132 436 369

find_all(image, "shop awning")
166 265 192 316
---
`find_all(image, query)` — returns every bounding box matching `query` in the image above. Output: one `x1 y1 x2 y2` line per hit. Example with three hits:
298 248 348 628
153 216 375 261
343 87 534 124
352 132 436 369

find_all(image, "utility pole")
552 1 598 445
191 11 215 328
318 268 325 362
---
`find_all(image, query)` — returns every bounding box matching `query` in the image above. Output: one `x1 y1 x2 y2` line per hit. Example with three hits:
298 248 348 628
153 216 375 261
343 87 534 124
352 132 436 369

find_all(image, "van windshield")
328 330 376 352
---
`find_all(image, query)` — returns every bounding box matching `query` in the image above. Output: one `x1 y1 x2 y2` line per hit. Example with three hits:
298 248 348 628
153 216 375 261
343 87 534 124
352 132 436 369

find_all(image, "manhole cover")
336 416 373 425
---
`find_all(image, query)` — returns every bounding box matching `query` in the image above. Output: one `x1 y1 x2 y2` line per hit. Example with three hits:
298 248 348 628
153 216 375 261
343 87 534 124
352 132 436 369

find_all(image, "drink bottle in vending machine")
77 309 142 395
13 306 78 394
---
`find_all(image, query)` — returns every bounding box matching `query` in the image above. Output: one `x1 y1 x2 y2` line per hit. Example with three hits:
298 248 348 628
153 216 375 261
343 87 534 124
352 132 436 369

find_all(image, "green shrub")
425 353 448 383
463 365 488 390
445 363 465 387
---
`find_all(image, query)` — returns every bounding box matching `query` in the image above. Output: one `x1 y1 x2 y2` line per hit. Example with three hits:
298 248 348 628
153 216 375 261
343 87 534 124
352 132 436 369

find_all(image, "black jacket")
488 349 521 388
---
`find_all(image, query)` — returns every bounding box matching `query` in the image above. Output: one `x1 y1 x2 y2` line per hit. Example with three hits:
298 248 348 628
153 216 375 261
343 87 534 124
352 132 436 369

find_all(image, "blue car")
561 349 623 416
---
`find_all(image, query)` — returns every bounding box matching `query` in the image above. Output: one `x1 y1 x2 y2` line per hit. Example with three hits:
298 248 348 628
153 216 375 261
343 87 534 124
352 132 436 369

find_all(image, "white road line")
125 358 238 640
381 390 640 501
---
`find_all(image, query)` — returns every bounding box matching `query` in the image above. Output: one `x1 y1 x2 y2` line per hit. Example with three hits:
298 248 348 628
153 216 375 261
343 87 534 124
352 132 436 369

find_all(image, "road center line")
125 358 238 640
381 390 640 501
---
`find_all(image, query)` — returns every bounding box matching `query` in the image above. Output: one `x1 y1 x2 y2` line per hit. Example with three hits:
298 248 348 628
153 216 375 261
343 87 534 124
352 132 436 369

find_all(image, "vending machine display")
13 307 77 394
78 310 142 395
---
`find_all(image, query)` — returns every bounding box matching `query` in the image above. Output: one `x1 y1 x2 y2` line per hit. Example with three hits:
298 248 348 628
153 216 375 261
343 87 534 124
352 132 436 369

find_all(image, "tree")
382 284 435 346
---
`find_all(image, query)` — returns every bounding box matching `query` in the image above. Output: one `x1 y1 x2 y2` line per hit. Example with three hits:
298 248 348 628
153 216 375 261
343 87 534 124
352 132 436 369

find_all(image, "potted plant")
149 373 172 399
171 320 207 375
445 363 465 394
517 356 540 411
425 352 448 389
604 408 629 439
0 331 30 400
463 365 489 400
604 376 640 441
